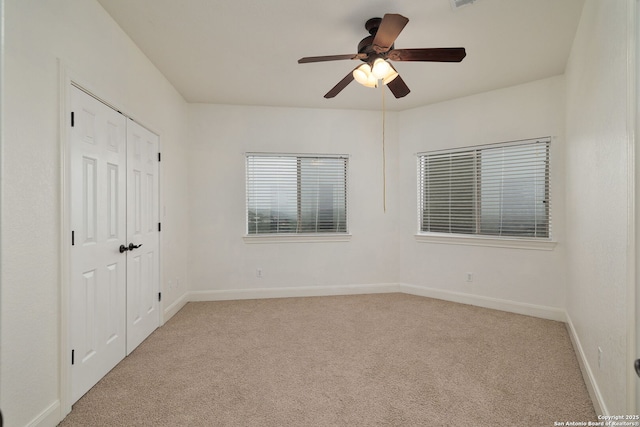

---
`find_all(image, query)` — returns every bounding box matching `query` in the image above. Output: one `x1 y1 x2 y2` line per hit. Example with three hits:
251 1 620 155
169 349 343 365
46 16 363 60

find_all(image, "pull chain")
381 84 387 213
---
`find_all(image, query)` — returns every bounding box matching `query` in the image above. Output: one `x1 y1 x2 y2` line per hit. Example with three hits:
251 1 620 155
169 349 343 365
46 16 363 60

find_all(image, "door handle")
635 358 640 378
119 244 129 253
128 243 143 251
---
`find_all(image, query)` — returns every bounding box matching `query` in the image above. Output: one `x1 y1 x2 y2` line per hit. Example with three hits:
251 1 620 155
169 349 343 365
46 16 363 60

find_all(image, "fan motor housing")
358 17 392 62
357 36 375 55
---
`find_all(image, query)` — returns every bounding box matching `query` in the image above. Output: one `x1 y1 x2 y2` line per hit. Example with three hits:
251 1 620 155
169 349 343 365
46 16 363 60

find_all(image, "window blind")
246 154 348 234
418 138 550 238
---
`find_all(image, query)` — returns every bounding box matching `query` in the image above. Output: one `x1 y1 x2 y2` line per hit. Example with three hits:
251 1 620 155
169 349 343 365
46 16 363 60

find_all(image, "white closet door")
125 120 160 354
70 86 128 403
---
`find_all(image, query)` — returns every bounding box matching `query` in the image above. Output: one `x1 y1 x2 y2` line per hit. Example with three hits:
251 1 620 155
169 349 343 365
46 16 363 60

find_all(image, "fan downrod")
365 17 382 34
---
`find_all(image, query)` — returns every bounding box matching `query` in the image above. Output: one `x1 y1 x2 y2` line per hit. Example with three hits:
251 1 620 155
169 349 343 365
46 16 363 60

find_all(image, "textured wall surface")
564 0 631 415
397 76 567 309
1 1 189 425
187 104 400 293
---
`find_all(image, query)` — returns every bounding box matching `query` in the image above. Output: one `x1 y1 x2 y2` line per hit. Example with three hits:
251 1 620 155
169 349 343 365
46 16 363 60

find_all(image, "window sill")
244 233 352 244
414 233 557 251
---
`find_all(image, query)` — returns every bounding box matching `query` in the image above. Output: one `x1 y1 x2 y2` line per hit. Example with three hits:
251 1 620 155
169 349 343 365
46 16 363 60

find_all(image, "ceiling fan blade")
324 70 356 98
386 74 410 98
372 14 409 53
298 53 366 64
387 48 466 62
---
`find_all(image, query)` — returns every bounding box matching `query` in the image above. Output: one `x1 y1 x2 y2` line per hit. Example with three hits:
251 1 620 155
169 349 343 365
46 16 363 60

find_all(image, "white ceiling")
97 0 585 111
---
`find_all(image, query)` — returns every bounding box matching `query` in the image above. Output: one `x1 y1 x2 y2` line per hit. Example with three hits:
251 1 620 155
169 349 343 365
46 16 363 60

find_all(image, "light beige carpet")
59 293 596 426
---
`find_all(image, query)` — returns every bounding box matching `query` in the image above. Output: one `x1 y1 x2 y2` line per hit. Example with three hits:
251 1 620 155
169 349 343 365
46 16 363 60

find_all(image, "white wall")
187 104 399 295
396 76 566 312
564 0 632 415
186 78 568 319
2 0 632 424
1 1 189 426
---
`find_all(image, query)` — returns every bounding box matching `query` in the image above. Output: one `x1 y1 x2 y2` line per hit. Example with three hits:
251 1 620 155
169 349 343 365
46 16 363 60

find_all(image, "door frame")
630 0 639 415
58 64 163 416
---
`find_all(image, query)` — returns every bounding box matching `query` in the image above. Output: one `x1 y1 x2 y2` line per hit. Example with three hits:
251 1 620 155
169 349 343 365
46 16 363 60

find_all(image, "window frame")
415 138 556 250
244 152 351 243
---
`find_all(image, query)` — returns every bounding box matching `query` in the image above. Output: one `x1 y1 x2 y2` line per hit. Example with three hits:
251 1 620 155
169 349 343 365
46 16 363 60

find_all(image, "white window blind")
246 154 348 234
418 138 550 238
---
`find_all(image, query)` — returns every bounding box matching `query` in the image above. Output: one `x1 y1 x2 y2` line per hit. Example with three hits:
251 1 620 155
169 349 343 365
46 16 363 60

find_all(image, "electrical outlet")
466 272 474 282
256 268 263 278
598 347 603 369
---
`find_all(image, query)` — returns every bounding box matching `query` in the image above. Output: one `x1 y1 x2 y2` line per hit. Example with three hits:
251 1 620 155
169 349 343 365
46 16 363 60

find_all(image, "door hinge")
71 112 75 127
71 230 75 246
158 222 161 232
158 152 161 162
158 292 162 302
71 349 75 365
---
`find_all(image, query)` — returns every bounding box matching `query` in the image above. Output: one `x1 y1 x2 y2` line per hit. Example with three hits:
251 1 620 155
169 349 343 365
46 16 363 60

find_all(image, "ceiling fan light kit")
352 59 398 89
371 58 391 79
298 13 466 99
353 63 378 88
382 65 399 85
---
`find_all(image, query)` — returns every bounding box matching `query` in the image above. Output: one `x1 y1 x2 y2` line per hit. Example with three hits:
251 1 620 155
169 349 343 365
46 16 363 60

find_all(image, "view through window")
418 138 550 238
246 154 348 234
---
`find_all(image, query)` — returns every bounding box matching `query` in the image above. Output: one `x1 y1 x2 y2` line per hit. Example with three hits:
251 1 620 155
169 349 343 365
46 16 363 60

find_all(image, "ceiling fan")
298 13 466 99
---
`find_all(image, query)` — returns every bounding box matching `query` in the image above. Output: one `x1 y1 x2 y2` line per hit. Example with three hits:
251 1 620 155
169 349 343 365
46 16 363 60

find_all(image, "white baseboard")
186 282 564 321
163 292 189 323
398 283 566 321
27 399 60 427
565 313 608 415
188 283 401 302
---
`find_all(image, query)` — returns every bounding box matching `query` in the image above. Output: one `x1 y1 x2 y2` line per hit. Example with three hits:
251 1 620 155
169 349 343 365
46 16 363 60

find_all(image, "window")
418 138 550 239
246 154 348 235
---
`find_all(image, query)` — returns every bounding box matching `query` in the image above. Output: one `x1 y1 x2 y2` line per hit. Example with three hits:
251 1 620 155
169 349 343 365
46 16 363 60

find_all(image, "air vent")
450 0 476 10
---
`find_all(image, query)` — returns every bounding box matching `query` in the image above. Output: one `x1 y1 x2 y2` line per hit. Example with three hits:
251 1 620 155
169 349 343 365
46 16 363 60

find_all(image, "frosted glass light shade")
372 58 391 79
353 64 370 85
382 68 399 85
353 64 377 88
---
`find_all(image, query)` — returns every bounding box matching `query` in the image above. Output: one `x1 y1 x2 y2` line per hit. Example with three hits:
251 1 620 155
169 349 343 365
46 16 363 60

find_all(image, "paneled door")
125 120 160 355
70 87 128 403
70 86 159 403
